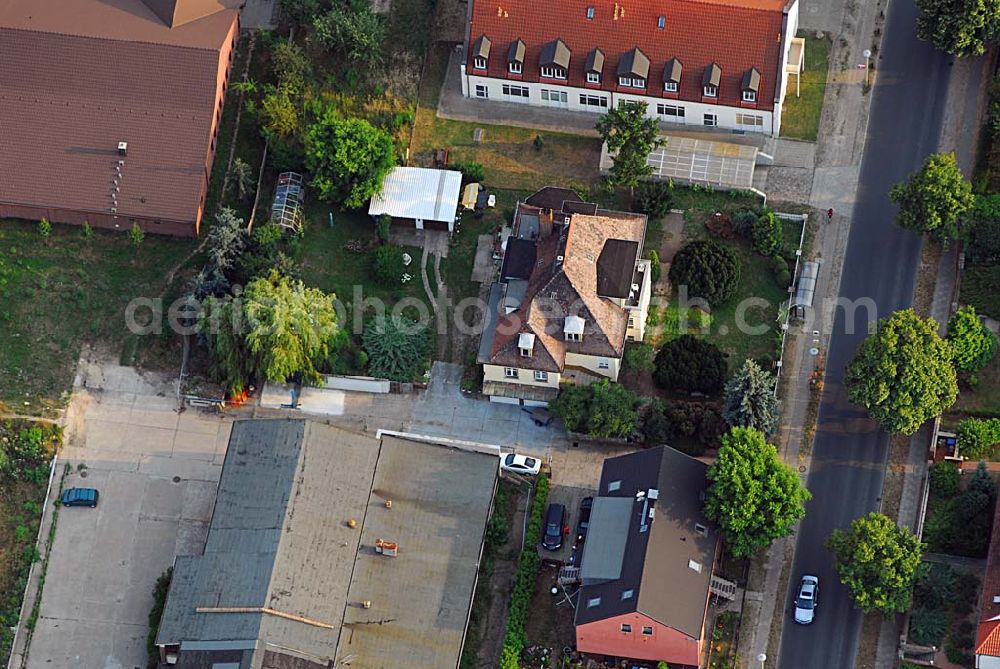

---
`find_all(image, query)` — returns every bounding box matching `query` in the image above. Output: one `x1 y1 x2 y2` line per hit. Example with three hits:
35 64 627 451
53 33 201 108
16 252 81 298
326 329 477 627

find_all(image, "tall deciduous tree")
946 305 998 373
889 152 974 242
917 0 1000 56
595 102 664 190
304 106 396 208
827 512 924 614
846 309 958 435
722 359 780 435
704 427 811 557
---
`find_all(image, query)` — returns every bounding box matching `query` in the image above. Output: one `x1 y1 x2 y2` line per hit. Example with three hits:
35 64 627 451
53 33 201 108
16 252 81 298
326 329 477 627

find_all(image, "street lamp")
757 653 767 668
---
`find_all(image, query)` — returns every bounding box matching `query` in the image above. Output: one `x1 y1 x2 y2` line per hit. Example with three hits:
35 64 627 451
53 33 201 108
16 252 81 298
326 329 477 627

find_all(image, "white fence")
321 375 391 394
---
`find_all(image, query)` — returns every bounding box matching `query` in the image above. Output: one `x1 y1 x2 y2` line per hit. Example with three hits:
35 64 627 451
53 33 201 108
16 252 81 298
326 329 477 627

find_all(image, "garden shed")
368 166 462 232
791 260 819 319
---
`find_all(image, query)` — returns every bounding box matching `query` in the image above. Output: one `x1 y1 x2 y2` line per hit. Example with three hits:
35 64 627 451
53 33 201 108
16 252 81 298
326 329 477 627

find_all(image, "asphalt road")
777 1 955 667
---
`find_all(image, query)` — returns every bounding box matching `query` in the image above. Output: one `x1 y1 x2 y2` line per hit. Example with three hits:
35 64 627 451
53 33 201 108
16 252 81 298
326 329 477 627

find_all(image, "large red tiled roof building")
0 0 240 236
461 0 799 136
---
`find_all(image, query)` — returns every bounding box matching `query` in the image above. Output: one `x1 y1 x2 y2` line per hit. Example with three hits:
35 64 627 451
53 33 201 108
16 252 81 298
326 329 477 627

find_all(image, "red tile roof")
977 492 1000 657
0 0 238 228
468 0 787 110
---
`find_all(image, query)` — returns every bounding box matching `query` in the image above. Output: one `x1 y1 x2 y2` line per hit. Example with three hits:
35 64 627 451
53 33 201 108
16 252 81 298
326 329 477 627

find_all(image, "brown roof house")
573 446 733 668
477 187 651 406
0 0 241 236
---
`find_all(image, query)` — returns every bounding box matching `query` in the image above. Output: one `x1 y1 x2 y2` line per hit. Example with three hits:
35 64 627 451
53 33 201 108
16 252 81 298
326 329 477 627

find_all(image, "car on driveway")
61 487 99 508
575 496 593 543
542 503 567 551
794 575 819 624
522 407 553 426
500 453 541 476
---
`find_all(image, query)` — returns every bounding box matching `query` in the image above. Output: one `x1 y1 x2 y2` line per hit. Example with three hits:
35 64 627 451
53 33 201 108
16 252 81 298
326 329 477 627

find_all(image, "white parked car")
794 575 819 624
499 453 541 476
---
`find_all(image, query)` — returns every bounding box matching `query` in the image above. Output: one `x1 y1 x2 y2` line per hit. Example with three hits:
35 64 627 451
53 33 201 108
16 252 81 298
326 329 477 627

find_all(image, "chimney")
375 538 399 557
118 141 128 157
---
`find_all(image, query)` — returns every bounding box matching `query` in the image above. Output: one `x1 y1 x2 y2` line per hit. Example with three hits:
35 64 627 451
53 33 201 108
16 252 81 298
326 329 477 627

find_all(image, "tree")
916 0 1000 56
968 194 1000 264
549 380 638 438
549 384 590 433
261 85 300 138
705 427 811 557
229 158 255 200
928 460 961 497
667 240 741 306
634 180 675 219
654 335 727 394
313 0 385 66
640 405 673 446
373 244 406 285
206 208 248 274
199 294 251 387
648 249 662 284
270 39 311 92
304 107 396 208
722 359 780 435
889 153 974 242
751 211 781 256
947 305 998 373
827 512 923 614
242 270 343 384
130 222 145 247
957 418 1000 459
279 0 324 25
846 309 958 435
595 102 664 190
362 314 430 381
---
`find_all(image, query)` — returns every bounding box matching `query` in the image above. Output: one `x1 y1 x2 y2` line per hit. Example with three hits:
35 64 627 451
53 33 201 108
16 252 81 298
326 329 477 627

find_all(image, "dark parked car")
542 503 567 551
575 496 594 543
522 407 553 426
61 488 99 508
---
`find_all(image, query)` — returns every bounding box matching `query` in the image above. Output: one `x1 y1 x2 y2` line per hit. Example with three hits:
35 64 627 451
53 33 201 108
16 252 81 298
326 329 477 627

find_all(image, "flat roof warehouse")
155 420 499 668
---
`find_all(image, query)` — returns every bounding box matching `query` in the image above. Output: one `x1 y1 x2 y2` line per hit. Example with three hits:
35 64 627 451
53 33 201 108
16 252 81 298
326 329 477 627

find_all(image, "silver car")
794 575 819 624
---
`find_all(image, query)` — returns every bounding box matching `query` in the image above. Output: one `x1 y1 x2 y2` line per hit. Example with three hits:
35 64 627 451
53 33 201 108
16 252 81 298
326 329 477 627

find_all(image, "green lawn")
952 342 1000 418
0 221 194 412
780 32 832 141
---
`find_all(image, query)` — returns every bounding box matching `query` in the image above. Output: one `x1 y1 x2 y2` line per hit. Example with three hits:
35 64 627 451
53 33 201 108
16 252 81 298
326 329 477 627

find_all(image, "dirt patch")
523 560 577 658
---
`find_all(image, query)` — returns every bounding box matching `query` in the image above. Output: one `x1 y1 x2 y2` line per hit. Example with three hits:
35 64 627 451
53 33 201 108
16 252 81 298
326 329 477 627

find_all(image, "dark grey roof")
617 47 649 78
525 186 585 212
575 447 718 641
539 38 571 68
585 47 604 73
742 67 761 91
663 57 683 83
703 62 722 87
565 200 598 215
471 34 491 59
508 38 525 63
477 282 502 364
596 239 639 299
579 497 632 583
501 238 538 280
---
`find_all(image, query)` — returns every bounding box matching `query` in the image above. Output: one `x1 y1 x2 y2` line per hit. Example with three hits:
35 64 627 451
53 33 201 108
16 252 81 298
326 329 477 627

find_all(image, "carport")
600 135 759 191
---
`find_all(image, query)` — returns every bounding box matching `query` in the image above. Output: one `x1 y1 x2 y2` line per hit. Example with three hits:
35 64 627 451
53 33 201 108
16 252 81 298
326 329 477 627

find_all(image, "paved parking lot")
27 362 231 669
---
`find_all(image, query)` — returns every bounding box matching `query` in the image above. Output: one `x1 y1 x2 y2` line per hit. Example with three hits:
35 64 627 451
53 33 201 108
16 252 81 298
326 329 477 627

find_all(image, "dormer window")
540 39 571 80
617 47 650 91
702 62 721 99
585 48 604 85
564 315 585 342
741 67 761 104
518 332 535 357
663 58 682 94
471 35 491 71
619 76 645 88
508 39 525 75
587 72 600 84
664 81 678 92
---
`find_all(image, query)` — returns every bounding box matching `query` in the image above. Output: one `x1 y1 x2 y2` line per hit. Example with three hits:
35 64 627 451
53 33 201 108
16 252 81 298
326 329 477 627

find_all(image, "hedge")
499 474 550 669
958 418 1000 460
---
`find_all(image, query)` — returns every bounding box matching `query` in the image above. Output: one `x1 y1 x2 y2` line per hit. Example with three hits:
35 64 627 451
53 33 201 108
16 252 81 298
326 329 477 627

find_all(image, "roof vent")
117 141 128 156
362 600 372 609
993 595 1000 604
631 283 640 293
695 523 708 537
375 538 398 557
648 488 659 500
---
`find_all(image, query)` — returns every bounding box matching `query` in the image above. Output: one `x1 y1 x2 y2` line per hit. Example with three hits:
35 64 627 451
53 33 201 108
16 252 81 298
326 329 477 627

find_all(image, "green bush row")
958 417 1000 460
499 474 550 669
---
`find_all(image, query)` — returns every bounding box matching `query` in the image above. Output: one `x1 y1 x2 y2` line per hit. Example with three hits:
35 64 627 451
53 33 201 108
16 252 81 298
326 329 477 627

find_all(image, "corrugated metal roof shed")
368 167 462 223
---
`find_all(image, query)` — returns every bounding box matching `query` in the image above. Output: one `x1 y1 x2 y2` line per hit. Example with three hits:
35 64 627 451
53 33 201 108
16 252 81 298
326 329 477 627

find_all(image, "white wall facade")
977 653 1000 669
625 259 652 342
464 74 776 136
771 0 800 136
564 352 621 382
483 363 562 387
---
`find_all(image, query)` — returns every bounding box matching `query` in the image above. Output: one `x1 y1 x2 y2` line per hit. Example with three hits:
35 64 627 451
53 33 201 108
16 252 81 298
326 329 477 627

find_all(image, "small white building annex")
369 166 463 232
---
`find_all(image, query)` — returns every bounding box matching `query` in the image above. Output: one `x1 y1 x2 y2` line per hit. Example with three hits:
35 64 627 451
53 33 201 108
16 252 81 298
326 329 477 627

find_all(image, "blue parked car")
61 488 99 508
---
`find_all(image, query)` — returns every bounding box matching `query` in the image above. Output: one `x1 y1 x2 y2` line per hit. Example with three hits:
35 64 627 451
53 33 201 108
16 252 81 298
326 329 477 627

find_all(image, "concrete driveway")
27 362 231 669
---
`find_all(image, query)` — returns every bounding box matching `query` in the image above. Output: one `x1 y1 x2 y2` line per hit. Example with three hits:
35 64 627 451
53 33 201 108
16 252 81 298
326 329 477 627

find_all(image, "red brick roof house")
575 446 722 668
0 0 240 237
975 493 1000 666
461 0 799 135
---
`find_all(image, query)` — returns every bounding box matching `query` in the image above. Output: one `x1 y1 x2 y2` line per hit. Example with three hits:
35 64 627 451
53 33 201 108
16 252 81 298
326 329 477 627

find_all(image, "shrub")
129 222 145 247
362 314 430 382
732 209 759 237
947 305 998 373
668 240 740 306
957 418 1000 460
653 335 727 394
550 380 638 438
499 475 549 669
624 343 655 373
945 644 974 666
923 461 997 557
376 214 391 243
649 249 662 284
640 407 673 445
751 211 781 256
452 160 485 184
37 217 51 237
908 607 949 646
634 181 675 219
82 221 93 239
929 460 961 498
146 567 173 661
968 194 1000 265
372 244 406 286
664 401 725 452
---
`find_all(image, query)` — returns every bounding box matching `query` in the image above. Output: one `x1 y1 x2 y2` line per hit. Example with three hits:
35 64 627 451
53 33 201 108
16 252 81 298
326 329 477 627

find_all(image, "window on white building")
504 367 518 378
656 103 685 122
474 84 488 98
502 84 529 98
540 66 566 79
664 81 678 93
508 61 522 74
598 358 610 369
534 370 548 382
587 71 600 84
703 113 718 127
736 113 765 129
473 56 487 70
579 93 608 108
541 89 568 103
703 84 718 98
742 89 757 103
618 76 645 88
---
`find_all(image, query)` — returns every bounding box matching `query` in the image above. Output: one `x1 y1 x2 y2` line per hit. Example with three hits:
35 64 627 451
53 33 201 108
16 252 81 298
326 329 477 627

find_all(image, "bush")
668 240 740 306
624 343 655 373
550 380 638 438
376 214 391 243
634 181 675 219
908 607 949 646
146 567 173 662
929 460 961 498
664 401 725 452
945 644 974 666
923 461 997 557
649 249 662 284
372 244 406 286
452 160 485 184
653 335 727 394
640 408 673 446
968 194 1000 265
957 418 1000 460
751 211 781 256
37 218 51 237
947 305 998 373
362 314 430 382
732 209 759 237
499 475 550 669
